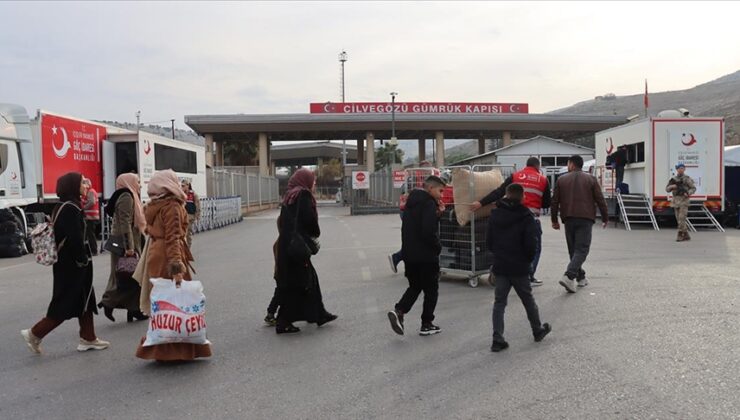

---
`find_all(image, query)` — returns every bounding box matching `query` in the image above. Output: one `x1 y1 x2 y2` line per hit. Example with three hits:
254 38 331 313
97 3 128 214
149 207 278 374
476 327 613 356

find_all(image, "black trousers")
85 220 99 254
267 286 280 315
395 262 439 323
492 274 542 343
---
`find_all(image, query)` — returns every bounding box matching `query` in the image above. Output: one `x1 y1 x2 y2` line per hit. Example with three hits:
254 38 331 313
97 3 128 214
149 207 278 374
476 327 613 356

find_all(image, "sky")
2 1 739 131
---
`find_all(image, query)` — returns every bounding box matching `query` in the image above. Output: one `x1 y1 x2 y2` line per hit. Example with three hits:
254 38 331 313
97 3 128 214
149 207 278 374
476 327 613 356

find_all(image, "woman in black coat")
274 168 337 334
21 172 110 354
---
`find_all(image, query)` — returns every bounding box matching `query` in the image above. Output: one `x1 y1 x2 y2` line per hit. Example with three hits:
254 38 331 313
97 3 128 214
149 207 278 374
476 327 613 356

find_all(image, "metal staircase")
616 193 659 231
686 203 725 232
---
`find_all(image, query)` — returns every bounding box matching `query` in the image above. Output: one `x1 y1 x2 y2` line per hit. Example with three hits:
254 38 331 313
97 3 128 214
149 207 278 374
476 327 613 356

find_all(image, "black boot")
127 310 149 323
276 323 300 334
98 303 115 322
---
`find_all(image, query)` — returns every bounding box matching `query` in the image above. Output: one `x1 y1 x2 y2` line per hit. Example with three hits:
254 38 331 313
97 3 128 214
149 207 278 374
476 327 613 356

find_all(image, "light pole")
339 51 348 167
389 92 398 168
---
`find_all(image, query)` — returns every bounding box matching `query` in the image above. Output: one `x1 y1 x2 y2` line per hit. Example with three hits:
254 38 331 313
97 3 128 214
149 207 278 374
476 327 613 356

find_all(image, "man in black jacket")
487 183 551 352
388 176 446 336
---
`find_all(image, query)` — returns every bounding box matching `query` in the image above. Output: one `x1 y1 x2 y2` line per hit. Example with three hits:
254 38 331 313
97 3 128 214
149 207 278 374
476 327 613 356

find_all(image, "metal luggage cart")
438 164 516 287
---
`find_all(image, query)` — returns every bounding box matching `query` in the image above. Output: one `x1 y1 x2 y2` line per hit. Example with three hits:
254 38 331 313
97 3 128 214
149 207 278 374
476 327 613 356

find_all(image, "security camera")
678 108 690 117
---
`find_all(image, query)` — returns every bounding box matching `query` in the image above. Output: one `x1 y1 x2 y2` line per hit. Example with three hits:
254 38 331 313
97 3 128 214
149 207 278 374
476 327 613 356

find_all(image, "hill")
550 70 740 145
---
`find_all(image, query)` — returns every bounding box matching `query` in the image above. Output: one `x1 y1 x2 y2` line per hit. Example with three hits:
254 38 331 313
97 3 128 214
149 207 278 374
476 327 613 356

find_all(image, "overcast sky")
2 1 739 130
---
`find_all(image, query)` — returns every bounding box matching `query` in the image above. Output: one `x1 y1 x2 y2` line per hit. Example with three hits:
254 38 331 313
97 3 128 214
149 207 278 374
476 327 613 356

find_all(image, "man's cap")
425 175 446 186
675 163 686 169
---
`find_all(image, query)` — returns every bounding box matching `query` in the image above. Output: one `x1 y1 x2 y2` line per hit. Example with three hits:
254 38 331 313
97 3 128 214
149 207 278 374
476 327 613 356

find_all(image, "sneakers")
388 253 402 274
577 278 589 288
264 313 277 327
387 310 404 335
419 323 441 336
534 323 552 342
530 277 543 287
490 340 509 352
21 329 41 354
559 275 577 293
77 338 110 352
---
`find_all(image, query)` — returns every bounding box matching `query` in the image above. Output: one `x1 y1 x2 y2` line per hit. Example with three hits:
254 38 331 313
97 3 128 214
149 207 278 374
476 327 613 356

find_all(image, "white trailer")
103 129 206 201
595 114 724 220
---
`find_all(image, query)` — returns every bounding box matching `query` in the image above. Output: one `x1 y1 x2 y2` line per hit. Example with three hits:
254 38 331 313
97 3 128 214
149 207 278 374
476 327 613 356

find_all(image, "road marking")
361 266 372 281
357 250 367 260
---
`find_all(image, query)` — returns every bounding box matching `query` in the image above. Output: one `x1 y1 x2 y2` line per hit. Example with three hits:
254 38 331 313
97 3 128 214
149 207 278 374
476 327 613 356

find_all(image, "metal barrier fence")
100 196 243 252
350 169 403 215
208 169 280 207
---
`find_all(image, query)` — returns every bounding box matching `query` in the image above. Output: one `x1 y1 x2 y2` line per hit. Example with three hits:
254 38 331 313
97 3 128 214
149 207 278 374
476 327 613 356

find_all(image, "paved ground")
1 206 738 419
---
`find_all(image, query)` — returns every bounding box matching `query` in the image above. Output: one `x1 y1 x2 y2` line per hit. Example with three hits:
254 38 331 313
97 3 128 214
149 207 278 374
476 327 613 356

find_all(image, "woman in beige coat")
99 173 148 323
135 170 211 361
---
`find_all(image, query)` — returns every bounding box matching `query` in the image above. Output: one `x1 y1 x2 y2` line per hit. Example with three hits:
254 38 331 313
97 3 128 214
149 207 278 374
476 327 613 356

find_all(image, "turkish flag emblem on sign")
40 113 106 197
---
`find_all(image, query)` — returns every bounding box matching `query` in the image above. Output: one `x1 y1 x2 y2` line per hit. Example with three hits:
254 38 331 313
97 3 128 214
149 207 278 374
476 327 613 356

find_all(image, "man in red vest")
81 177 100 256
471 157 551 287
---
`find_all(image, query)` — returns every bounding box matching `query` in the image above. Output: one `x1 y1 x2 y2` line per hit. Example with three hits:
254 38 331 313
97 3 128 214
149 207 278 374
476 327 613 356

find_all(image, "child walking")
487 183 551 352
387 176 446 336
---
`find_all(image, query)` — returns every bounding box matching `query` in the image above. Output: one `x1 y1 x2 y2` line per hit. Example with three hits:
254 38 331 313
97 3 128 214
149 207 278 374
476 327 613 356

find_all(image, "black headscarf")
56 172 83 206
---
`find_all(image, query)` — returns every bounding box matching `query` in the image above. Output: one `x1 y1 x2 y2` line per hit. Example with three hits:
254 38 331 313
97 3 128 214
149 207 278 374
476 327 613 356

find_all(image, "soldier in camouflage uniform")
666 163 696 242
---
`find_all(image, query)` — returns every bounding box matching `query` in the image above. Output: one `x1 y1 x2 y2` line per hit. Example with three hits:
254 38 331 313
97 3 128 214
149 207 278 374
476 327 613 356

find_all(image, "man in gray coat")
550 155 609 293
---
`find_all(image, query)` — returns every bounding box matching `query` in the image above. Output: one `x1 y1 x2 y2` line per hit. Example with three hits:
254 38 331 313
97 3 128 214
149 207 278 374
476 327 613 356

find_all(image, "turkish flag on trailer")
644 79 649 111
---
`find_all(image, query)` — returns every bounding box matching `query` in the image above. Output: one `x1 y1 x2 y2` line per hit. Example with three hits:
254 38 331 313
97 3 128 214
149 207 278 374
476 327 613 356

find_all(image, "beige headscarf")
116 173 146 232
147 169 187 201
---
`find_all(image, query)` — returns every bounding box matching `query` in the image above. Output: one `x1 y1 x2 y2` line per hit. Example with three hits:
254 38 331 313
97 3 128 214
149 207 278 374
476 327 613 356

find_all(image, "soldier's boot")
676 232 683 242
684 231 691 241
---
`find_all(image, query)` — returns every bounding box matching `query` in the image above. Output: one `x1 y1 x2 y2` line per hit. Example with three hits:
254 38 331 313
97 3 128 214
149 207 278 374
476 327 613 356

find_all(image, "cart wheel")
468 276 479 288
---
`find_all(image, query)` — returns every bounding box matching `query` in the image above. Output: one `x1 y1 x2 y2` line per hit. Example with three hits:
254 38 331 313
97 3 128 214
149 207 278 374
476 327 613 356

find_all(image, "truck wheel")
468 276 479 288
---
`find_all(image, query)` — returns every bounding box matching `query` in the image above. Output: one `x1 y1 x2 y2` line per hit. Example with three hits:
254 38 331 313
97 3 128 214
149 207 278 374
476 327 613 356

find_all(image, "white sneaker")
558 275 577 293
577 278 589 288
77 338 110 352
21 329 42 354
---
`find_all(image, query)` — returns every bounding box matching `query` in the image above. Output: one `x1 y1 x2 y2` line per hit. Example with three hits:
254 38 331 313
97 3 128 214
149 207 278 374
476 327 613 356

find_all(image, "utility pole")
171 119 176 140
339 51 348 167
136 111 141 132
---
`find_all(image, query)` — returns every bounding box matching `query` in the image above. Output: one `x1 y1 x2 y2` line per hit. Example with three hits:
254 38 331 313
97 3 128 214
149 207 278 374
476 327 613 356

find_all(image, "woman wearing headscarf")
135 169 211 361
274 168 337 334
21 172 110 354
98 173 148 323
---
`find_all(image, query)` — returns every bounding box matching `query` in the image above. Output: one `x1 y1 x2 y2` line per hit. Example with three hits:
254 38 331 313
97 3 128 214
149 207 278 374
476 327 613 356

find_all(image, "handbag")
104 234 126 257
116 253 140 290
286 202 319 260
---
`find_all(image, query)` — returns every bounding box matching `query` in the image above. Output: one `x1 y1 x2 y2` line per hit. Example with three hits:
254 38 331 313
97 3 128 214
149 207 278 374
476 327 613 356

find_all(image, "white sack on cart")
452 168 504 226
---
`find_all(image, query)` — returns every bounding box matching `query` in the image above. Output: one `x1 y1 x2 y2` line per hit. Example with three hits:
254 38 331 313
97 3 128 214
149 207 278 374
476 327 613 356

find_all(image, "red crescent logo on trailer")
606 137 614 154
11 172 17 180
682 133 697 146
144 140 152 155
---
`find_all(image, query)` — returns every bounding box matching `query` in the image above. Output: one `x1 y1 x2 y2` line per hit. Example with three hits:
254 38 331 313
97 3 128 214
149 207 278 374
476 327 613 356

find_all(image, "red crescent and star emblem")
144 140 152 155
681 133 697 146
11 171 18 181
606 137 614 154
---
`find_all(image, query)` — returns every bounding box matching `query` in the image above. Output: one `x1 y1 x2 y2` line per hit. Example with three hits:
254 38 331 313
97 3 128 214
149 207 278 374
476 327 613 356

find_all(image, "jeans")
492 274 542 342
530 218 542 279
396 262 440 323
564 218 593 280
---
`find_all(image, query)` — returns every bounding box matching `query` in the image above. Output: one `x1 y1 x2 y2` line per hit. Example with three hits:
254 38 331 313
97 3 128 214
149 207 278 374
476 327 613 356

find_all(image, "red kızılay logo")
11 171 18 181
681 133 697 146
144 140 152 155
606 137 614 154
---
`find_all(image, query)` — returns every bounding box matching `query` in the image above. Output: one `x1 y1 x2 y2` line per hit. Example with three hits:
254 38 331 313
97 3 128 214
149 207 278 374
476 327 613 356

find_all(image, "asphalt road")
1 206 738 419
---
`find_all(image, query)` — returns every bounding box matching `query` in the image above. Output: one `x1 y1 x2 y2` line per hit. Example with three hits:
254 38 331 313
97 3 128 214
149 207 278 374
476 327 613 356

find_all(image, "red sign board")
393 170 406 188
40 113 106 197
310 102 528 114
356 172 366 182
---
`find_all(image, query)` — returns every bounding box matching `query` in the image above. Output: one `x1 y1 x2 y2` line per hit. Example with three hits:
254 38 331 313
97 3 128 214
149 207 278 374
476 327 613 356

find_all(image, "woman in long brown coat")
98 173 148 322
135 169 211 361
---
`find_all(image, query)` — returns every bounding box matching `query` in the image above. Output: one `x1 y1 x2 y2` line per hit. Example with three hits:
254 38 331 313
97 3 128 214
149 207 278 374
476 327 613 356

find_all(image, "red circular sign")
356 172 366 182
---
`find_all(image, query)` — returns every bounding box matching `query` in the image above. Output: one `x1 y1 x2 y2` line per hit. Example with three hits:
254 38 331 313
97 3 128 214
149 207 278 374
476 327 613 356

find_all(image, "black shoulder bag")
286 200 320 260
